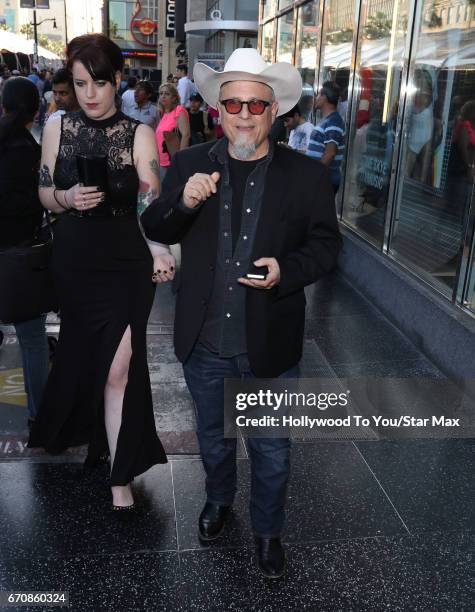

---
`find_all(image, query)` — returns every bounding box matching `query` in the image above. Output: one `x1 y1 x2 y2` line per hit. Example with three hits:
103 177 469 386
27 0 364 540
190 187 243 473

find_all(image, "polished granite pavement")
0 274 473 611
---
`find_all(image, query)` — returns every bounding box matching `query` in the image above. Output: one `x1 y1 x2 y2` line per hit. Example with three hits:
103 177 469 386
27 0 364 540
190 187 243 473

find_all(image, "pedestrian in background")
44 68 80 125
127 80 158 129
120 75 138 116
307 81 345 193
188 93 215 145
155 83 190 182
206 104 224 139
0 77 49 429
282 103 314 153
176 63 193 107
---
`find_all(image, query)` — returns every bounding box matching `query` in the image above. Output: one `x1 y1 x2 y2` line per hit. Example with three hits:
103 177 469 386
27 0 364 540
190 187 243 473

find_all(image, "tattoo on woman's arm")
137 180 158 215
149 159 160 179
39 164 53 188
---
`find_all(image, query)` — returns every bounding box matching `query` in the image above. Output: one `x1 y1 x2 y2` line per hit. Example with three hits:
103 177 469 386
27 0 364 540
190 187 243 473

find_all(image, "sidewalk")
0 273 473 611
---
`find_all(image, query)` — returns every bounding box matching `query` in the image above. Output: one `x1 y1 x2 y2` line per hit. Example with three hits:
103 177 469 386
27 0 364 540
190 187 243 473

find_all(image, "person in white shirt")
121 75 138 116
126 80 158 129
282 103 314 153
176 63 193 108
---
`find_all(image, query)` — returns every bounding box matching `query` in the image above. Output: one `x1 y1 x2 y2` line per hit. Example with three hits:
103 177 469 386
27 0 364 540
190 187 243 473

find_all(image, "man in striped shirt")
307 81 346 192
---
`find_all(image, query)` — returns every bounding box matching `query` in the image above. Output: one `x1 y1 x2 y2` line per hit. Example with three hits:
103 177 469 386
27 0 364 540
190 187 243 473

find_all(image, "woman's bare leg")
104 325 134 507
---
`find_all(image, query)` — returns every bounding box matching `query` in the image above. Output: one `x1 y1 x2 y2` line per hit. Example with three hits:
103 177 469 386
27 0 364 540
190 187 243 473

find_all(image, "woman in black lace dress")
29 34 174 510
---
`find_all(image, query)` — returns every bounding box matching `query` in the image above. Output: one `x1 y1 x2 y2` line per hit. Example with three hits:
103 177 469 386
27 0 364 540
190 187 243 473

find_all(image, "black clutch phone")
246 264 269 280
75 154 108 191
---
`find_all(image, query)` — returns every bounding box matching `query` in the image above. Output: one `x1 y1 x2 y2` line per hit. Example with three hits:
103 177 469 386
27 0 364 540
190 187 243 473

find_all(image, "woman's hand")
65 183 105 210
152 253 176 283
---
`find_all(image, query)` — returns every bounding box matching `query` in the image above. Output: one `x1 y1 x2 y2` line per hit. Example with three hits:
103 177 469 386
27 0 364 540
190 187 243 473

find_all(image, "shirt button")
226 313 231 318
228 286 233 291
224 232 228 237
224 204 229 210
225 259 230 264
243 235 248 240
250 181 255 187
236 262 240 266
246 208 251 213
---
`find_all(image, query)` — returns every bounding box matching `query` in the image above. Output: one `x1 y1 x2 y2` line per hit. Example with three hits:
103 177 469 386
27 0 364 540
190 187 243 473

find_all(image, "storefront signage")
175 0 186 42
122 50 157 58
130 0 158 48
139 18 155 36
166 0 175 38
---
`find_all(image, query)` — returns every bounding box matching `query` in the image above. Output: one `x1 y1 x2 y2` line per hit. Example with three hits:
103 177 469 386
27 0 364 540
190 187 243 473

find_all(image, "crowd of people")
0 36 345 579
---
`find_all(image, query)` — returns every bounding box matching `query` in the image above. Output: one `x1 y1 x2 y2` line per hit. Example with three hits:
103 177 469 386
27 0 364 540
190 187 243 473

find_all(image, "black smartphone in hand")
246 264 269 280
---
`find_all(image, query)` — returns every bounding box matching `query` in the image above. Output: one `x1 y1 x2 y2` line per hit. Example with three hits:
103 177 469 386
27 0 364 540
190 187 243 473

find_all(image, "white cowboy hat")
193 48 303 116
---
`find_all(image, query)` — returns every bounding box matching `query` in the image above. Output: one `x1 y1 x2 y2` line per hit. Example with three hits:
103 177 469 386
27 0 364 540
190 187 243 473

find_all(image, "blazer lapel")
251 147 291 260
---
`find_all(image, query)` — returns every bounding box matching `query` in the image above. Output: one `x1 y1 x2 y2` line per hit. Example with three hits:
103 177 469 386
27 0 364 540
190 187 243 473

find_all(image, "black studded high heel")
112 503 136 512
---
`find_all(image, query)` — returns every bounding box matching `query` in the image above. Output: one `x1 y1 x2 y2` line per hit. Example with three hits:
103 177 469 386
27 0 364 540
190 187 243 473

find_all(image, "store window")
276 10 295 64
318 0 354 101
389 0 475 299
237 0 259 20
341 0 410 246
279 0 293 11
261 20 276 63
109 1 127 39
262 0 276 21
237 34 257 49
295 0 320 104
462 230 475 313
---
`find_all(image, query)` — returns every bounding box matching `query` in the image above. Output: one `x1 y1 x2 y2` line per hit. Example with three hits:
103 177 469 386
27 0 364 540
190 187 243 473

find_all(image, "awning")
0 30 60 61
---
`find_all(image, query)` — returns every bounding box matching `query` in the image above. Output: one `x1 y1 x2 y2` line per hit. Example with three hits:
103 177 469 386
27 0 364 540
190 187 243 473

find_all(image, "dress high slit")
28 110 167 484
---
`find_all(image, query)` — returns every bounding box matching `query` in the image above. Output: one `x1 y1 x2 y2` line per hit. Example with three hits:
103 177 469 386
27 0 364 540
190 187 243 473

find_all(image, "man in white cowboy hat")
141 48 341 578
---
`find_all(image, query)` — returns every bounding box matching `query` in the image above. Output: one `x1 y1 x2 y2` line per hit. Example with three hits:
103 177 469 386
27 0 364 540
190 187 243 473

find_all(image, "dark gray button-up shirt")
198 137 274 357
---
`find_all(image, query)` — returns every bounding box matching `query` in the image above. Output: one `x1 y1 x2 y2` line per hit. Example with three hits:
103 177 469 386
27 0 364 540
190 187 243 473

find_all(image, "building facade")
17 0 104 44
260 0 475 325
105 0 160 73
185 0 259 69
0 0 19 31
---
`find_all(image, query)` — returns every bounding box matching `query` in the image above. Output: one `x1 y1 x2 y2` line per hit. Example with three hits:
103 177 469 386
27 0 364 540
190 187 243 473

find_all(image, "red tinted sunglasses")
219 98 272 115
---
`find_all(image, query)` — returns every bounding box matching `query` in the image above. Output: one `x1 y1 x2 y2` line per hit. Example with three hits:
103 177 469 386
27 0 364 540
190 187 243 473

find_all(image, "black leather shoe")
198 502 230 541
255 537 285 579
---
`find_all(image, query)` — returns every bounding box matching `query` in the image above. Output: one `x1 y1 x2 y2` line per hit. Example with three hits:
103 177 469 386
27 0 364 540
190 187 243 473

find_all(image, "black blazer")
141 141 342 377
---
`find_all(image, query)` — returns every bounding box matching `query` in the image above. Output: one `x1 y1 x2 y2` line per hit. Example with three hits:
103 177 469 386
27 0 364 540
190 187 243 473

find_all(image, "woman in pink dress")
155 83 190 181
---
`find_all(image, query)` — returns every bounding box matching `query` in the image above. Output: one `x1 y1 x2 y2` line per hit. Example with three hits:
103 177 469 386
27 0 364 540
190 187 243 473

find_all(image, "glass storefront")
295 0 320 99
276 9 295 64
389 1 475 302
342 0 409 247
259 0 475 317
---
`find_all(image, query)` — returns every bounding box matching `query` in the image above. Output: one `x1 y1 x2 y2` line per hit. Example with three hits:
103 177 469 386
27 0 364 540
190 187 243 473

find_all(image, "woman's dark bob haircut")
67 33 123 85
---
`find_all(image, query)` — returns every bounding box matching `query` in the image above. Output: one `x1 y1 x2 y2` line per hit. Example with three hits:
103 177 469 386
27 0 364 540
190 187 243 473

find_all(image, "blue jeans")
14 315 49 418
183 342 299 537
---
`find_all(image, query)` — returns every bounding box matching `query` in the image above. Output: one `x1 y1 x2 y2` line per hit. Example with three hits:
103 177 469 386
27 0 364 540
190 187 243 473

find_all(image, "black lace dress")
29 110 167 484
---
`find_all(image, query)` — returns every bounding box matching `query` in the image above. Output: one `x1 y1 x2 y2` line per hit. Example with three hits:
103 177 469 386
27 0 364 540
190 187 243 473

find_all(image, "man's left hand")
238 257 280 290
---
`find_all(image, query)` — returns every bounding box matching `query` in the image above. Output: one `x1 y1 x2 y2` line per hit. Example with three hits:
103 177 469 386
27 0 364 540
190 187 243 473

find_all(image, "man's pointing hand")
183 171 220 208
